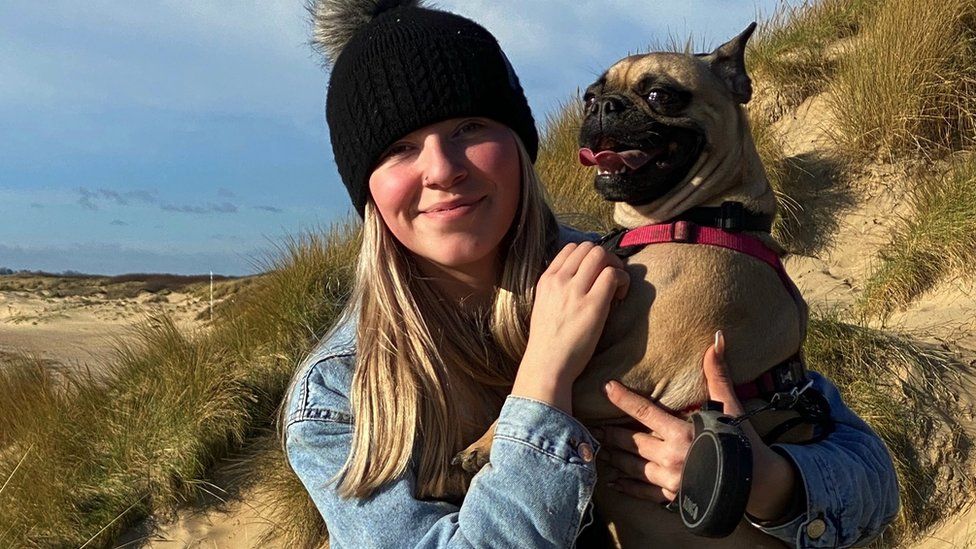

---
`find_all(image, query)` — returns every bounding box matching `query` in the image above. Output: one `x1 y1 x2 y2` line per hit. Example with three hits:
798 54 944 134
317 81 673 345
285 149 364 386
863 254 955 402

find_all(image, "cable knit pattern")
320 3 539 215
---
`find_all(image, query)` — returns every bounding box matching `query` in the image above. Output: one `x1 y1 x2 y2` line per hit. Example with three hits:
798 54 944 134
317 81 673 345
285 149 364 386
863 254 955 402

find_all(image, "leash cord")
730 379 814 427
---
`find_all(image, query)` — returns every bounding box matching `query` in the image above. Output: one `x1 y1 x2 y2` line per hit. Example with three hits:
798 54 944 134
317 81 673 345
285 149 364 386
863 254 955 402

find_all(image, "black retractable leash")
676 400 752 537
673 381 834 538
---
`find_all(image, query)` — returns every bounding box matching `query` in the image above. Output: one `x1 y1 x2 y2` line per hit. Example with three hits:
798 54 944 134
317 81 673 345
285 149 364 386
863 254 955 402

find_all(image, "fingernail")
604 381 614 395
714 330 725 357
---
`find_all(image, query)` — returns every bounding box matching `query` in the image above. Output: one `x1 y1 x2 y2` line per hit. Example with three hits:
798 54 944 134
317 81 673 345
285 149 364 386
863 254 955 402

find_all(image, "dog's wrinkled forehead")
593 23 758 109
601 52 727 106
606 53 705 90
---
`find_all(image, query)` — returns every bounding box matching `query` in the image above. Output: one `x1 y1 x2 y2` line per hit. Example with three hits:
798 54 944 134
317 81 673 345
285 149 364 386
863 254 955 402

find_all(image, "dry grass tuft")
857 155 976 318
0 319 252 546
827 0 976 160
0 351 147 546
749 0 882 118
226 434 330 549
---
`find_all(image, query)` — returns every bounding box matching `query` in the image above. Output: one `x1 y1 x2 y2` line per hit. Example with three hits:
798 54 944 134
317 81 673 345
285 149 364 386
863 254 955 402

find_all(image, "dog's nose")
592 96 625 118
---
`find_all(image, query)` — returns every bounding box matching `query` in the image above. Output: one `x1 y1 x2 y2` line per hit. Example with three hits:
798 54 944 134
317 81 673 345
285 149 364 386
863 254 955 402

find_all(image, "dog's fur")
459 25 808 547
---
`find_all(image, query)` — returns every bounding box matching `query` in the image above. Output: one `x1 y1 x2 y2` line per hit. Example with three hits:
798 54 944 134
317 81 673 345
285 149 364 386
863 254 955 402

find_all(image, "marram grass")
827 0 976 160
535 99 614 233
804 313 972 544
0 226 357 548
748 0 883 118
858 155 976 319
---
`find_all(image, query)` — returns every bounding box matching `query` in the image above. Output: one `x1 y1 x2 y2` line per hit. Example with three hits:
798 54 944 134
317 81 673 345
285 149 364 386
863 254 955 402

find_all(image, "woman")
282 1 899 547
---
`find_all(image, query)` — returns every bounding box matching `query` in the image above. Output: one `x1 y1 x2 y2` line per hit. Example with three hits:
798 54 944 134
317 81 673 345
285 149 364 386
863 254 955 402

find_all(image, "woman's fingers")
597 426 662 461
591 262 630 303
556 241 599 279
555 243 627 296
703 331 745 417
600 447 681 494
604 381 687 439
544 242 629 303
524 242 630 386
545 242 578 274
571 242 612 288
595 247 629 299
607 478 674 503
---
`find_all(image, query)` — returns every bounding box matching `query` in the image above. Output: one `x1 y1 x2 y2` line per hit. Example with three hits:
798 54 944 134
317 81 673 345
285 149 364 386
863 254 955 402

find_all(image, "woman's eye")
380 143 413 160
456 120 485 135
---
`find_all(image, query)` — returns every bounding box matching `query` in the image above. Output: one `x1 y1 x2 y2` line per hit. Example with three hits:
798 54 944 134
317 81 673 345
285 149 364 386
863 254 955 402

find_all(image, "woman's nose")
419 136 467 189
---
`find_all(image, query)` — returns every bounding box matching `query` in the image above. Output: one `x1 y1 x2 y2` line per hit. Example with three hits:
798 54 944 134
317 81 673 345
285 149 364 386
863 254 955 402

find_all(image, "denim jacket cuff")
748 443 840 547
494 395 600 468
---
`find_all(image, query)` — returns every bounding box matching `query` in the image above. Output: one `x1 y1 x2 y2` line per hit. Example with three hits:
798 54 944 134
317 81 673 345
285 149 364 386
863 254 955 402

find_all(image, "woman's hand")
594 332 800 522
512 242 629 413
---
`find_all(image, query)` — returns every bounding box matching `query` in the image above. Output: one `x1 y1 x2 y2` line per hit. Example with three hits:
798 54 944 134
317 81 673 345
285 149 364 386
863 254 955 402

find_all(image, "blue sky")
0 1 796 275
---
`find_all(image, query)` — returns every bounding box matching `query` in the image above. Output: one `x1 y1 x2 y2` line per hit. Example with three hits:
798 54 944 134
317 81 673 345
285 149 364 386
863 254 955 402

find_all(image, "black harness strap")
672 201 774 233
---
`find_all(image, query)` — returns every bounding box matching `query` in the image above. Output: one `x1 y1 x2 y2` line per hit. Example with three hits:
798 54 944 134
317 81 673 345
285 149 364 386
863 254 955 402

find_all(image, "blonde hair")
338 134 557 499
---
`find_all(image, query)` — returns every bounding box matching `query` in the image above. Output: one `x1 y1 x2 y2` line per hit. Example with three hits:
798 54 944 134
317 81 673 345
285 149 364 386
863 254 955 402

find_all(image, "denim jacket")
283 226 899 548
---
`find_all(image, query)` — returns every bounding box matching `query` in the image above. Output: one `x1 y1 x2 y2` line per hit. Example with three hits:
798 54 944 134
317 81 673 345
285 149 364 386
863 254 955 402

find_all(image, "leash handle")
678 401 753 537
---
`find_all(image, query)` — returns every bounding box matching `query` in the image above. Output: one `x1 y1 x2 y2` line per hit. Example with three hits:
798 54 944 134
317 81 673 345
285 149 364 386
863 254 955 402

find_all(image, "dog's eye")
647 89 674 104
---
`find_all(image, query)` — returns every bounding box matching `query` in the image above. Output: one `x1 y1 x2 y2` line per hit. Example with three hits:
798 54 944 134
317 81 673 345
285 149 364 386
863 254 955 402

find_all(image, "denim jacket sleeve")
748 370 901 548
284 320 599 548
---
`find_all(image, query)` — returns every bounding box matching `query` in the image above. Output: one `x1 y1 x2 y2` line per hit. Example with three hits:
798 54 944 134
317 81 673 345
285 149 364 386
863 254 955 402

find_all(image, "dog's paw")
452 443 491 474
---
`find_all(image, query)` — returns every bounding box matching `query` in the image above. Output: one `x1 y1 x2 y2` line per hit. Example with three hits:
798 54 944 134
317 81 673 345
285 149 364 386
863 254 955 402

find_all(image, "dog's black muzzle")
580 116 706 206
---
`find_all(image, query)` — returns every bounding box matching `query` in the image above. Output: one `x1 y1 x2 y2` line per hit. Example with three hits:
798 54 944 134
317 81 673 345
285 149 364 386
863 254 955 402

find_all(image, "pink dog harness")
615 219 800 303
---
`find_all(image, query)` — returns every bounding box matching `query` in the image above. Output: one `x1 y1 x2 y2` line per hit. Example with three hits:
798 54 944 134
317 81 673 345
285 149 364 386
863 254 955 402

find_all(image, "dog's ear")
699 22 756 104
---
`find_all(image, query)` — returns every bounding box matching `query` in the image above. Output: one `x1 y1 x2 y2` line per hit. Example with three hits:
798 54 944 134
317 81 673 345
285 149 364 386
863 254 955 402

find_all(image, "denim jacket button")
577 442 594 462
805 518 827 539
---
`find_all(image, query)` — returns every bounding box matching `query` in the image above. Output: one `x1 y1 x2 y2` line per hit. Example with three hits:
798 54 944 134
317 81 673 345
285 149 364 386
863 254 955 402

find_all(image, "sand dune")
0 284 209 372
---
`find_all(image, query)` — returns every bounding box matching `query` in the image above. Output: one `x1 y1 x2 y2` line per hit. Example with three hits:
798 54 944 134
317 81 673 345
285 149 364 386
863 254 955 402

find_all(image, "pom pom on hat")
310 0 423 65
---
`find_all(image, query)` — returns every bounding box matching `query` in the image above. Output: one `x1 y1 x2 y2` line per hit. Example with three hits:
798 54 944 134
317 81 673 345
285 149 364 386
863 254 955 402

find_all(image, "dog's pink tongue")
579 148 653 171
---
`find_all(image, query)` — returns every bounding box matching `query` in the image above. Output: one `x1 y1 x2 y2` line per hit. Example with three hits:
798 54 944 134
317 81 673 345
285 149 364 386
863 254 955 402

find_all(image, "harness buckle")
775 357 801 387
672 220 695 243
720 201 745 232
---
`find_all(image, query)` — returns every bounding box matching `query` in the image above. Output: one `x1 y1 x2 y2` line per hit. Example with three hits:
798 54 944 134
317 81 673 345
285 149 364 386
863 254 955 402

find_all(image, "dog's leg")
453 420 497 474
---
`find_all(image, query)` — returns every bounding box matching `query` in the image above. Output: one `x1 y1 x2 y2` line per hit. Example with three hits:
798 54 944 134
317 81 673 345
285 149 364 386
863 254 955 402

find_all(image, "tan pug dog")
570 23 806 548
458 24 809 547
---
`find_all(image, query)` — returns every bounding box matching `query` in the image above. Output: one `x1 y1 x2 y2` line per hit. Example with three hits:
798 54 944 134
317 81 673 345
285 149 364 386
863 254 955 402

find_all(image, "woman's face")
368 117 521 283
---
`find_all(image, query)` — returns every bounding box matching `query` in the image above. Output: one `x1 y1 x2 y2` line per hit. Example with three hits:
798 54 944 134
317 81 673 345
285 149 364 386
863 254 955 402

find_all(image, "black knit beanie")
312 0 539 216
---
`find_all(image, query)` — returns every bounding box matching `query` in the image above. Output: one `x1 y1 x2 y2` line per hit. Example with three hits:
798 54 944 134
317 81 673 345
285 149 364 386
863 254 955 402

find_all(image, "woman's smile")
420 196 486 219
